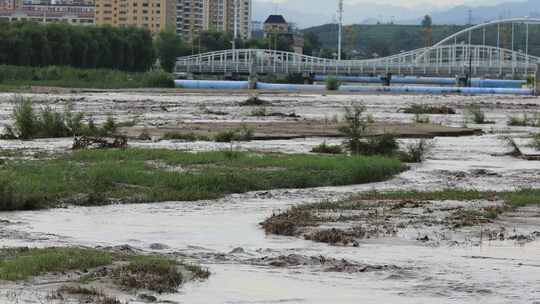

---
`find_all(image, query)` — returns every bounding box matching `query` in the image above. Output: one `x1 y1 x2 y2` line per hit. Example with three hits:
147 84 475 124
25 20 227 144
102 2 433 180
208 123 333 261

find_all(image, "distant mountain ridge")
253 0 539 28
420 0 540 25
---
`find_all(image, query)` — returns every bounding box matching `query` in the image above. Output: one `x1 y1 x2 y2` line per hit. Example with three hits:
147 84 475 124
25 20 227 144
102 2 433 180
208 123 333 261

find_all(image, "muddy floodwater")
0 92 539 303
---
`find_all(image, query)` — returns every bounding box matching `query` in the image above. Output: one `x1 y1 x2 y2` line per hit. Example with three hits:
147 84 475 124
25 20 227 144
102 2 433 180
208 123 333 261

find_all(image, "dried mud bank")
0 92 539 303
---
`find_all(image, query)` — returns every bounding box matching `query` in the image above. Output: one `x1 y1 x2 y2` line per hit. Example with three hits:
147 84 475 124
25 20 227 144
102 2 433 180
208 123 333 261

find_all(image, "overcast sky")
253 0 530 27
255 0 522 10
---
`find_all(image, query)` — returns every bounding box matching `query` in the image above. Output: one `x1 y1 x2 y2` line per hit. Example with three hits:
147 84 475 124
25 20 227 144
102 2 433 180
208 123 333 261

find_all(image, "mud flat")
121 121 480 140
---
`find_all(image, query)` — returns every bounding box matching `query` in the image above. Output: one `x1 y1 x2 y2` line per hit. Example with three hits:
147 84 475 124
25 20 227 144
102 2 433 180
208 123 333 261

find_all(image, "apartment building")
177 0 251 40
175 0 204 38
95 0 176 35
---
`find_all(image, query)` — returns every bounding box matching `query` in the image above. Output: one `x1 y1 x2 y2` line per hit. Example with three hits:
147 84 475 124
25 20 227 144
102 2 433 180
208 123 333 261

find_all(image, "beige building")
95 0 176 35
177 0 251 40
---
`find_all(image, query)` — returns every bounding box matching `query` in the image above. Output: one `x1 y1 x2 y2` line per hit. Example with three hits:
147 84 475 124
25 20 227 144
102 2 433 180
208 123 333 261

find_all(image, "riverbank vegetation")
0 246 209 301
0 65 174 89
0 149 404 211
2 97 118 139
261 188 540 242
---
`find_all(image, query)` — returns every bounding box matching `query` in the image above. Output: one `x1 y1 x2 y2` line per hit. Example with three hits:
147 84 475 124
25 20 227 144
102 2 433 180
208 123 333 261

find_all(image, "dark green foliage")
325 77 341 91
156 31 188 73
0 65 175 89
161 132 211 141
0 22 155 71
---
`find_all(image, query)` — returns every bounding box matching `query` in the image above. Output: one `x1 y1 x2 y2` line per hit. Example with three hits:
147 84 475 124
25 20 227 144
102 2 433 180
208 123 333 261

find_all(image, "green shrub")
507 113 540 127
143 70 175 88
465 104 492 124
532 133 540 150
400 139 433 163
6 97 118 139
12 97 38 140
413 113 430 124
326 77 341 91
338 105 369 154
161 132 210 141
214 125 254 142
311 142 343 154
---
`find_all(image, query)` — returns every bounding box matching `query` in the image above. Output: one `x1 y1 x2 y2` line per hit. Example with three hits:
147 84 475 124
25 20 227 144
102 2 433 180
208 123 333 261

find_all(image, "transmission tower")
338 0 343 60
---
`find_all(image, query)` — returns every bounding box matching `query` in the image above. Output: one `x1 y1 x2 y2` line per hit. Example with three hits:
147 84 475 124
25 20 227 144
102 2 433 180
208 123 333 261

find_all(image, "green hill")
303 23 540 59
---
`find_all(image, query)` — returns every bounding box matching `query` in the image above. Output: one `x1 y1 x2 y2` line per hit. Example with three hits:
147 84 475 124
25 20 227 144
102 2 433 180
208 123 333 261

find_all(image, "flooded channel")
0 92 539 303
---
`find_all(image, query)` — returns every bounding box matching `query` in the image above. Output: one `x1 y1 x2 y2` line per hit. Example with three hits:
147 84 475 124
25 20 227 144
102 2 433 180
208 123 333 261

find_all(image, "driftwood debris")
72 136 128 150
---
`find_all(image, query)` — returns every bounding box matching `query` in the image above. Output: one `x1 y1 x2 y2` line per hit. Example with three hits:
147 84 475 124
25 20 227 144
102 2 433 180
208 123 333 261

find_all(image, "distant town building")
0 0 23 10
94 0 176 35
263 14 304 54
176 0 205 38
0 1 94 25
177 0 251 40
263 14 288 36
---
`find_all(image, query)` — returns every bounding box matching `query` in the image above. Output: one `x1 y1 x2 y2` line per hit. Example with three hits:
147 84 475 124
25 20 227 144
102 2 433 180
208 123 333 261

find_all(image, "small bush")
360 134 400 156
413 113 430 124
311 142 343 154
465 105 493 124
326 77 341 91
400 139 433 163
338 105 369 154
507 113 540 127
143 70 175 88
214 125 254 142
250 107 268 117
532 133 540 150
6 97 118 139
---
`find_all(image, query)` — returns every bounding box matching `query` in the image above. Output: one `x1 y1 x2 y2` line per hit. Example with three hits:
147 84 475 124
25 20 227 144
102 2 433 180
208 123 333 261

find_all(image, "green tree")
156 30 186 72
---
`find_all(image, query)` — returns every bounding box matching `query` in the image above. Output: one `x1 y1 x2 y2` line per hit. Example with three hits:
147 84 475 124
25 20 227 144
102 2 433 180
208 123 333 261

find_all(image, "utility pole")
232 0 239 60
338 0 343 61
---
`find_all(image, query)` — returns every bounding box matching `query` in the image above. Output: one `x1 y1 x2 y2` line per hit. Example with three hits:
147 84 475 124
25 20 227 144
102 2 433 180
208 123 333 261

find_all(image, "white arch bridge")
175 18 540 78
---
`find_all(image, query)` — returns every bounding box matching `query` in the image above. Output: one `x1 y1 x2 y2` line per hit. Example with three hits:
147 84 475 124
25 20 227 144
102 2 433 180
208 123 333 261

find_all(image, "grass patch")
112 256 183 293
0 65 174 89
161 132 211 142
507 113 540 127
0 247 112 281
350 189 540 208
399 104 456 115
0 148 404 210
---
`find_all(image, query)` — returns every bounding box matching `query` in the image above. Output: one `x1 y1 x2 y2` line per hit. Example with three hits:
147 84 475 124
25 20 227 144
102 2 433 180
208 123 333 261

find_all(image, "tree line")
0 21 309 73
0 22 155 72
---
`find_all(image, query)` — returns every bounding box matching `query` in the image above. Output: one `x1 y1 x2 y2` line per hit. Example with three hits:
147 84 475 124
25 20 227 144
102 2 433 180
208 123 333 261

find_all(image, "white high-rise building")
176 0 251 40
